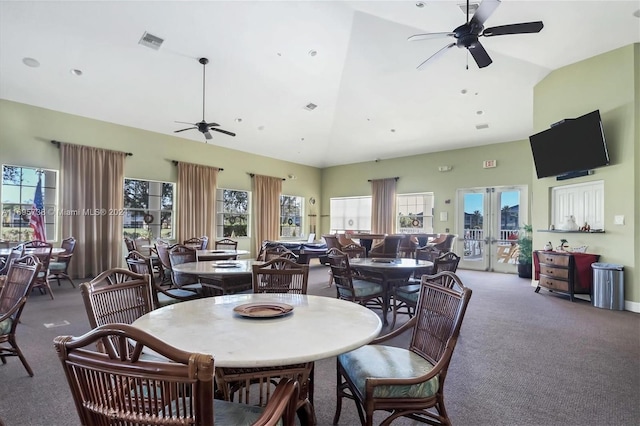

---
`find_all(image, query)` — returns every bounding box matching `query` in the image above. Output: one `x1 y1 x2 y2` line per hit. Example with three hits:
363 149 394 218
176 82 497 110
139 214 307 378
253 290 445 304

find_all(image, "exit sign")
483 160 497 168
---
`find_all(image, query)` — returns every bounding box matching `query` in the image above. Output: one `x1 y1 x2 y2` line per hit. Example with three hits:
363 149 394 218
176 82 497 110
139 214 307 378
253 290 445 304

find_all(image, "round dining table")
132 293 382 368
0 247 65 257
349 257 432 325
171 259 262 275
196 249 249 261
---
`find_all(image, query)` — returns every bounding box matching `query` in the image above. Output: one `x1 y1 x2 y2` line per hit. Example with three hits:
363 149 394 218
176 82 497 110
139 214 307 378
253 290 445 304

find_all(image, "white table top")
196 249 249 260
172 259 263 275
350 257 432 270
132 293 382 368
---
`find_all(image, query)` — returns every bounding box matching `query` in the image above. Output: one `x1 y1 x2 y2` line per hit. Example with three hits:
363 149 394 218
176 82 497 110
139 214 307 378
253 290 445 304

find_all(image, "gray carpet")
0 263 638 426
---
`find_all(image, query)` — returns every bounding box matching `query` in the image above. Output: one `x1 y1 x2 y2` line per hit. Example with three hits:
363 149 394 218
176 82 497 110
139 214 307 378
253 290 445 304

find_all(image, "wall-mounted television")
528 110 609 179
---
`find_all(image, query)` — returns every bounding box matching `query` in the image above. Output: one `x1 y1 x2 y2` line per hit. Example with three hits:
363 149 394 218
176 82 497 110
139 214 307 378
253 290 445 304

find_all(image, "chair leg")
10 336 34 377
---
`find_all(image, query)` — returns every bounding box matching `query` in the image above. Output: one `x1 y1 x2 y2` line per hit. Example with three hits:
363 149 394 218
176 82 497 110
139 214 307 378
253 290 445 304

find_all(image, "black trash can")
591 263 624 310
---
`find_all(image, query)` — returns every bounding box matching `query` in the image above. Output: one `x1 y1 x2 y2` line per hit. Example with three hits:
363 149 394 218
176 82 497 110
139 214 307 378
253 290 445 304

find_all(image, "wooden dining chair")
47 236 76 288
54 323 300 426
369 235 403 259
215 238 238 251
23 240 54 299
334 272 472 426
183 236 208 250
168 244 202 292
0 255 41 376
0 246 24 291
126 250 201 308
154 240 176 285
252 257 309 294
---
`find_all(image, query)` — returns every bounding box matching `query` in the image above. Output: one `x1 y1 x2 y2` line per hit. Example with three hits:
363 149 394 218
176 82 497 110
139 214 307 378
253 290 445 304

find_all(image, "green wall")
531 44 638 306
0 99 322 254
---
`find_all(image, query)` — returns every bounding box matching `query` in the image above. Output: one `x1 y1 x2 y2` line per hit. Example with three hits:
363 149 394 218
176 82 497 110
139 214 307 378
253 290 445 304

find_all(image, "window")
123 179 174 239
280 195 303 238
397 193 434 234
330 196 372 233
216 189 250 238
551 181 604 231
1 165 58 242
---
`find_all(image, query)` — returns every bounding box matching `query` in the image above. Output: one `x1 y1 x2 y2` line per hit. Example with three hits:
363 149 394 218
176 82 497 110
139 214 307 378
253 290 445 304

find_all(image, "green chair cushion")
48 261 67 271
396 284 421 302
338 344 439 399
338 279 383 298
163 397 280 425
156 289 198 307
0 317 13 334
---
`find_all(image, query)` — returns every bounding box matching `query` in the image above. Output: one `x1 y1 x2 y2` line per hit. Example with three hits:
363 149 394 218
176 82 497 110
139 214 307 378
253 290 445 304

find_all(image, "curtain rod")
248 173 285 181
172 160 223 171
368 177 399 182
50 140 133 156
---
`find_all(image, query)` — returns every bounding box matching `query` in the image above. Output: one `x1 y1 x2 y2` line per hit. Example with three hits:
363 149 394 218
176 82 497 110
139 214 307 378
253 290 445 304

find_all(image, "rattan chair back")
264 244 298 262
215 238 238 250
0 255 41 376
433 251 461 273
252 258 309 294
168 244 199 287
24 240 54 299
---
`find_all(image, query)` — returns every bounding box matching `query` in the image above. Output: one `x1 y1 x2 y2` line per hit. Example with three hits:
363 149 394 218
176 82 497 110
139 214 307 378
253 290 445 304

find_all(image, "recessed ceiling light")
390 129 396 133
258 125 265 130
304 103 318 111
633 9 640 18
70 69 83 76
300 137 305 142
460 89 468 94
415 2 425 8
22 57 40 67
235 118 242 123
277 52 282 57
308 50 317 57
476 110 483 115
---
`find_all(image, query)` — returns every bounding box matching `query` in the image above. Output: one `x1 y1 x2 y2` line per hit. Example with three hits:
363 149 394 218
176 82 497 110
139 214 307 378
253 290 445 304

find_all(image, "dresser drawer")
539 265 569 279
538 253 570 267
539 275 570 292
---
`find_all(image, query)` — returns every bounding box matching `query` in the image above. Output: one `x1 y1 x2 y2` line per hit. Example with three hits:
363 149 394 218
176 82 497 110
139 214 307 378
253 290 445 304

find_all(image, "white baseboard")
624 300 640 313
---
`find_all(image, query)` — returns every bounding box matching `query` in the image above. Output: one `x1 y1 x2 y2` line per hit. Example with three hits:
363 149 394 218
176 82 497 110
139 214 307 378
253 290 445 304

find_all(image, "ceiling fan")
408 0 543 69
174 57 235 140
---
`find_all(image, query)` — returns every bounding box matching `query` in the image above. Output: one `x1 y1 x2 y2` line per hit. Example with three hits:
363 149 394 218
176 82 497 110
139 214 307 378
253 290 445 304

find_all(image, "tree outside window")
1 165 57 242
216 189 250 238
280 195 303 238
123 179 174 239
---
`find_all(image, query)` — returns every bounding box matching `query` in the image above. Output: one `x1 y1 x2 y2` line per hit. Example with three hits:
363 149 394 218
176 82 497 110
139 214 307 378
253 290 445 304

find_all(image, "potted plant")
517 224 533 278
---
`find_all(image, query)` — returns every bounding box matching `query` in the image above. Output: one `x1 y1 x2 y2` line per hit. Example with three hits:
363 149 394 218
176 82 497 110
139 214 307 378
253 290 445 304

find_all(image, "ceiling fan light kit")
174 57 236 141
409 0 543 70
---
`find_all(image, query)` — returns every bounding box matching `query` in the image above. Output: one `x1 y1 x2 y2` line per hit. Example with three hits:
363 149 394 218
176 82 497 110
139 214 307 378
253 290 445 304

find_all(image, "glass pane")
162 183 174 210
124 179 149 209
223 190 249 214
463 192 484 262
2 166 22 185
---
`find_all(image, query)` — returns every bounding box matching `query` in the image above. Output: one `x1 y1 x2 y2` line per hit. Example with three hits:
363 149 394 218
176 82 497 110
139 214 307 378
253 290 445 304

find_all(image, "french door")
456 186 528 273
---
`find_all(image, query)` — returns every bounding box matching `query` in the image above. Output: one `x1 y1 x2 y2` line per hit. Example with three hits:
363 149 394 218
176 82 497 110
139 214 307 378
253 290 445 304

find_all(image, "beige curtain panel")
253 174 282 254
371 178 397 235
60 143 126 278
176 162 219 243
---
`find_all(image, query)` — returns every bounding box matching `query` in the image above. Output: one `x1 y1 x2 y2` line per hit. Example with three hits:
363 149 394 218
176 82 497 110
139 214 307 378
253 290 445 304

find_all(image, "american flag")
29 174 47 241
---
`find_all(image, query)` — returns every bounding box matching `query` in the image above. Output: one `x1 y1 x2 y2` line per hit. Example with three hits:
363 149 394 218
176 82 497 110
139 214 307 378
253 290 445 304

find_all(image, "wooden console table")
533 250 600 301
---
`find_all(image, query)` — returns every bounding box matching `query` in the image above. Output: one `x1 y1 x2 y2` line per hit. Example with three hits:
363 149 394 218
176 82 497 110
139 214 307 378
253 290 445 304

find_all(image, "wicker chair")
369 235 403 259
154 240 176 285
183 236 208 250
327 248 385 315
334 272 472 426
392 253 462 328
123 236 136 253
215 238 238 251
47 236 76 288
0 246 25 291
54 323 300 426
252 258 309 294
126 250 201 308
0 255 41 376
168 244 202 292
24 240 54 299
215 258 314 424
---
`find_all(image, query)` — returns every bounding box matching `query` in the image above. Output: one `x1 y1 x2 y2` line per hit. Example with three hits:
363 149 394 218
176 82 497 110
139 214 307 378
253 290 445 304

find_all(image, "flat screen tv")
529 110 609 179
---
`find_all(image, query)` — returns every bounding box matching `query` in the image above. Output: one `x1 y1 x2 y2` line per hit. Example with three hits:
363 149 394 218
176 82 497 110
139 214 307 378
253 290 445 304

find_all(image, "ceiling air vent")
139 32 164 50
475 123 489 130
304 103 318 111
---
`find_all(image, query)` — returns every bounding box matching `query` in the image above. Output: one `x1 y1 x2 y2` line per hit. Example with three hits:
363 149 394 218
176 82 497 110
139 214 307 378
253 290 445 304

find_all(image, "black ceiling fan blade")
417 42 456 70
203 131 213 140
175 121 196 126
408 32 455 42
482 21 544 37
206 122 221 128
470 0 501 28
210 127 236 137
174 127 197 133
468 41 492 68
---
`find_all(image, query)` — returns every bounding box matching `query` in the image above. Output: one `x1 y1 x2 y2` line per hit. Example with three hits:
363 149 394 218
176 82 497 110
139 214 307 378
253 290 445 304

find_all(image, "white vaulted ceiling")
1 1 638 167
